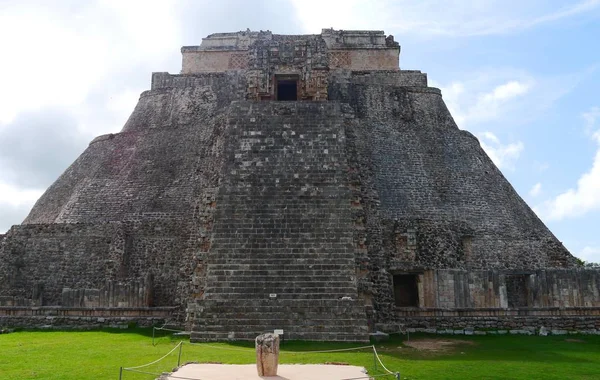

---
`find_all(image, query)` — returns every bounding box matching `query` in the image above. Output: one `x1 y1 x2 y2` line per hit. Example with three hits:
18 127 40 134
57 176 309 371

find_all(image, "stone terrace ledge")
0 306 177 317
395 307 600 317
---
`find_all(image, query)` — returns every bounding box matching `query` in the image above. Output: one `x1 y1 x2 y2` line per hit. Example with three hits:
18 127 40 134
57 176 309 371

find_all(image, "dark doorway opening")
277 79 297 101
506 274 530 308
393 274 419 307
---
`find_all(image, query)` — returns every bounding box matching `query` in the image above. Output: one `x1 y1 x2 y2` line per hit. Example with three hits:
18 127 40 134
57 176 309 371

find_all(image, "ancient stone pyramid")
3 29 596 341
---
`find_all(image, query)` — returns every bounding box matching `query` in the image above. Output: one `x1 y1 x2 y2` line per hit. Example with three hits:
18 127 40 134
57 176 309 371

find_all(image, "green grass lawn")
1 328 599 379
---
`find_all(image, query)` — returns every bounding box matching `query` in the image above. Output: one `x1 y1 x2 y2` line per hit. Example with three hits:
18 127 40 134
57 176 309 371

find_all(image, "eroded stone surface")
256 333 279 376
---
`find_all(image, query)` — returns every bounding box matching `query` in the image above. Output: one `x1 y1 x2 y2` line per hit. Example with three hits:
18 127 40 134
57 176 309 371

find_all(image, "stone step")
203 293 357 300
196 308 364 317
204 289 355 296
193 299 361 307
197 299 364 316
209 245 355 250
205 284 357 290
205 273 355 279
207 264 354 271
196 313 365 322
207 274 354 280
190 103 366 342
205 282 355 287
205 276 355 283
191 331 368 342
209 251 355 255
204 284 356 291
204 290 355 297
193 326 367 334
206 252 355 263
206 265 355 270
206 258 356 264
195 317 364 325
205 276 355 282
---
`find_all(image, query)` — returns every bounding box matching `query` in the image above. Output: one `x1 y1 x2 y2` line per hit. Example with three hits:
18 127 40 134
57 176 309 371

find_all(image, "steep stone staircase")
190 101 368 341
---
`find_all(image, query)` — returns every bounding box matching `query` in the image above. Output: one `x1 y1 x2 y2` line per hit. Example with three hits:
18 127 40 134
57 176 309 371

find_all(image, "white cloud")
468 80 532 126
477 132 524 170
0 0 179 126
583 106 600 140
0 182 43 233
540 149 600 220
0 183 43 208
529 182 542 197
538 106 600 220
291 0 600 37
434 73 535 130
435 67 594 136
435 75 553 181
578 246 600 263
526 0 600 30
533 161 550 172
487 81 530 101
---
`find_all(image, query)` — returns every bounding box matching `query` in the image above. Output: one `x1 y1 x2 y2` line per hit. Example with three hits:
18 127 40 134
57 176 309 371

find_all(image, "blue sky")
0 0 599 262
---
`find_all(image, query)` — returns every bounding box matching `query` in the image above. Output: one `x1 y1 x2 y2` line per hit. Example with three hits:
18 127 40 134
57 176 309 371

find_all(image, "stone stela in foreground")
1 29 599 338
255 333 280 376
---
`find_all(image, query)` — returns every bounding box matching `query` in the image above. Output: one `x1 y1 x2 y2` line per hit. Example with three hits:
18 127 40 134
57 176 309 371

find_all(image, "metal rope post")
177 341 183 367
373 346 377 370
119 366 123 380
395 372 400 380
152 327 155 346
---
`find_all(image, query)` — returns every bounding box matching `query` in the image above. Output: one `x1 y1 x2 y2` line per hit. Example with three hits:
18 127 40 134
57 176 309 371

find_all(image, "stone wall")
24 86 234 225
426 269 600 309
0 221 194 307
181 50 238 73
60 277 152 308
328 79 578 327
367 268 600 332
180 29 399 101
0 306 174 329
381 312 600 335
331 70 428 87
0 278 151 308
329 49 399 71
181 29 399 75
151 71 247 96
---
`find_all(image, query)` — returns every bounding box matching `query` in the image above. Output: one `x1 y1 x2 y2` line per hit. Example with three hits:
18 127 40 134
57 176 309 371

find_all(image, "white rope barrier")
156 327 188 333
187 342 257 353
124 368 206 380
372 345 395 375
341 373 398 380
122 368 163 376
121 341 400 380
124 341 183 370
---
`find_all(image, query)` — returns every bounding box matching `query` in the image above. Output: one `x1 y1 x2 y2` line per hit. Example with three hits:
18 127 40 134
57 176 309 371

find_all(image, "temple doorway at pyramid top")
179 29 400 101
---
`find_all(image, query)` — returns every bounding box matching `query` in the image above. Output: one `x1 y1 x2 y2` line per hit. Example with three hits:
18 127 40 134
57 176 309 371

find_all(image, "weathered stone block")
255 333 279 377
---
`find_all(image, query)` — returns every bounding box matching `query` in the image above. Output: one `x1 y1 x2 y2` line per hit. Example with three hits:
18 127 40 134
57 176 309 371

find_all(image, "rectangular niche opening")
506 274 530 308
276 76 298 101
393 274 419 307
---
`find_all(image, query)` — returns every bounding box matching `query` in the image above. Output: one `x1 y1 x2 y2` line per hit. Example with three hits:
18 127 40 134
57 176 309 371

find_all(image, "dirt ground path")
165 363 371 380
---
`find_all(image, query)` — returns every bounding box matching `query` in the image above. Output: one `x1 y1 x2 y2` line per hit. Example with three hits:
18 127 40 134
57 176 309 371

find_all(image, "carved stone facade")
181 29 399 101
